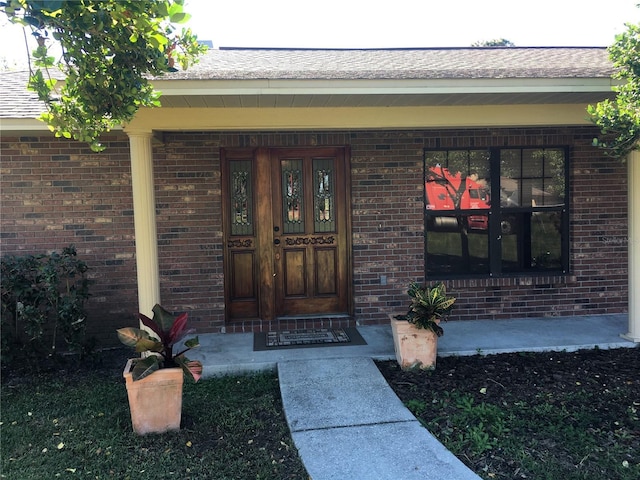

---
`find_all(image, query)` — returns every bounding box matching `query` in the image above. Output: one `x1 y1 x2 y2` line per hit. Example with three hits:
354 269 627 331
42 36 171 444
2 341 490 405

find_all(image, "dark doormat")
253 327 367 351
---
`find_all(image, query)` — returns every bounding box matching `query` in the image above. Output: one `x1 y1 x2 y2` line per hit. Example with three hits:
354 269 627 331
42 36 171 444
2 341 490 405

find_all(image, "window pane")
531 212 563 269
313 158 336 233
500 150 521 208
281 159 304 234
426 215 490 275
522 150 543 206
229 160 253 236
522 149 543 177
425 166 457 211
425 150 491 212
469 150 491 180
425 151 446 169
501 150 522 176
542 149 565 206
521 178 539 207
501 212 563 272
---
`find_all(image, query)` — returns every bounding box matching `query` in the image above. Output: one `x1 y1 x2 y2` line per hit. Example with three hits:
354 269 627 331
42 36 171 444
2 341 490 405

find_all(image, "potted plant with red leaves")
117 304 203 435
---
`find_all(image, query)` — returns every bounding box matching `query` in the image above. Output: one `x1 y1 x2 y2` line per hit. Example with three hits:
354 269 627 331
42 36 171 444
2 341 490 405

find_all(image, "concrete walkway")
192 314 636 480
279 357 479 479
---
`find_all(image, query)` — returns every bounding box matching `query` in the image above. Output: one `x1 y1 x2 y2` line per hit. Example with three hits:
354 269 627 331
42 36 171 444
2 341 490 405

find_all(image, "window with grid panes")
424 147 569 277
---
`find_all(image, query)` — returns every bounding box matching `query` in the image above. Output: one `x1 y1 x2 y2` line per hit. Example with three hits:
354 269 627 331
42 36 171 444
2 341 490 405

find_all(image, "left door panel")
221 150 259 319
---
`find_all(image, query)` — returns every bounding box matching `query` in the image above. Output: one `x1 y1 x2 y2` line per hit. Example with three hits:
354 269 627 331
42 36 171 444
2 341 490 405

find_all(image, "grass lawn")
1 350 308 480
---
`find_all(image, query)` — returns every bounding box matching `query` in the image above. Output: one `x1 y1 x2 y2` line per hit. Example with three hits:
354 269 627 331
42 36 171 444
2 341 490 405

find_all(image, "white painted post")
127 131 161 319
624 150 640 342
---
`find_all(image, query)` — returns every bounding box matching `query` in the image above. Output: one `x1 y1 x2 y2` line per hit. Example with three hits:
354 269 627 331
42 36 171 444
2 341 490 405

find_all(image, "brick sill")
444 274 577 289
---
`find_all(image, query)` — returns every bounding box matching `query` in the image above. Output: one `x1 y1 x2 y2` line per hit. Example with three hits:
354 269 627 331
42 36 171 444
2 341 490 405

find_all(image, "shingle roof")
0 47 614 120
162 47 614 80
0 71 44 119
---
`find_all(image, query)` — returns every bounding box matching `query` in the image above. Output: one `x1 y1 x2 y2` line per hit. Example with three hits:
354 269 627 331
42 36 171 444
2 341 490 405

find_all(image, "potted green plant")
117 304 203 435
390 282 456 370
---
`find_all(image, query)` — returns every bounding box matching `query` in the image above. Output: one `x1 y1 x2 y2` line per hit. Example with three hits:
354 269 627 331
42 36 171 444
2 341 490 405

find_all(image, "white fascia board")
152 77 617 97
0 118 48 131
0 117 123 132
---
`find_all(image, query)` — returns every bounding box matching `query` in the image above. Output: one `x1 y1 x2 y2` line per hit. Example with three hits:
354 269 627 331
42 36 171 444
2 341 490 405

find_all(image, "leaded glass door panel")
222 150 260 319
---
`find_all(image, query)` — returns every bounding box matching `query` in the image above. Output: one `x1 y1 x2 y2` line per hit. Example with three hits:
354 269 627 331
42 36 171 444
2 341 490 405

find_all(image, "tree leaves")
3 0 208 152
590 19 640 160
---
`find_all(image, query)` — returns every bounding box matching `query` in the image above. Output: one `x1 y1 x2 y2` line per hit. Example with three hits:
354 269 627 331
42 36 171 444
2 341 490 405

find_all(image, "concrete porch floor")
192 313 636 377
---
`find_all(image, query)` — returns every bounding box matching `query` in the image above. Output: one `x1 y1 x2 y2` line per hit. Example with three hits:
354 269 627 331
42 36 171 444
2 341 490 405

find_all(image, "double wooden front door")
221 147 352 322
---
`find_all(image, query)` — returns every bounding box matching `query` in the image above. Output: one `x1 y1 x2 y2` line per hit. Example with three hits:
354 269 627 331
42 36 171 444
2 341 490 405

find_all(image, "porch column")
625 150 640 342
128 130 161 318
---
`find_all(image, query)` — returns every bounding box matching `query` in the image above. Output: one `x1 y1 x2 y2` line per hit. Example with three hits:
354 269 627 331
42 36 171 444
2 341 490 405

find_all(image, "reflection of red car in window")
425 167 490 230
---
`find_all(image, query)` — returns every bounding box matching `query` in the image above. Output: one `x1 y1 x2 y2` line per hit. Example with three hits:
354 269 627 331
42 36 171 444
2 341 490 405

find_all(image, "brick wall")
0 126 628 345
347 127 628 323
0 134 139 345
154 133 225 334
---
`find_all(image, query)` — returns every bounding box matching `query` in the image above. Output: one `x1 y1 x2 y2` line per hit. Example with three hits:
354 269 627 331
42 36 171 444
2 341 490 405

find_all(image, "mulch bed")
377 346 640 479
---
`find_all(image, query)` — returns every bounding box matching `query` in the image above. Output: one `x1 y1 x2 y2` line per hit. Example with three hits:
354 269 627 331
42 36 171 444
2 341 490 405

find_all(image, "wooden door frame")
255 147 276 320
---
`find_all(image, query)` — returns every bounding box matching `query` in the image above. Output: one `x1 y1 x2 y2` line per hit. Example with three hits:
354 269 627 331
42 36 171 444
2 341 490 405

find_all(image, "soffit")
154 78 615 108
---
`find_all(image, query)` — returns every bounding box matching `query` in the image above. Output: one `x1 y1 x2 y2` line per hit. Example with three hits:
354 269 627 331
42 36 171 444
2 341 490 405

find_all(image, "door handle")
274 239 281 245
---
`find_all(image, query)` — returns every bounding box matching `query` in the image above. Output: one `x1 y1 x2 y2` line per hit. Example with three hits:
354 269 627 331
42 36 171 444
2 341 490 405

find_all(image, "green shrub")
1 245 91 365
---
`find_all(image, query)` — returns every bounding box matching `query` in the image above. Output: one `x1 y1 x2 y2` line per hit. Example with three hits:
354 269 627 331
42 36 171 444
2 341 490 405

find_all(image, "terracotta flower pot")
123 358 184 435
390 315 439 370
